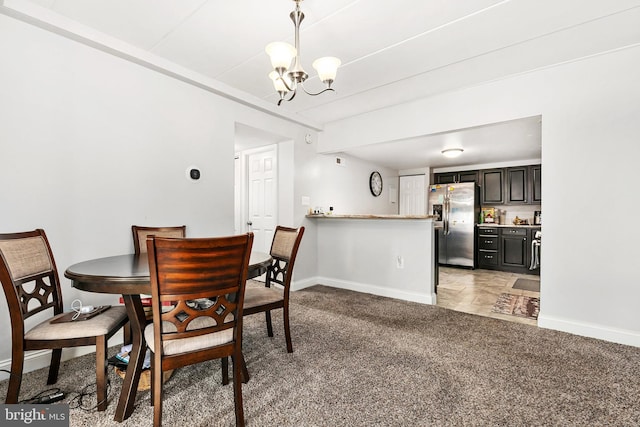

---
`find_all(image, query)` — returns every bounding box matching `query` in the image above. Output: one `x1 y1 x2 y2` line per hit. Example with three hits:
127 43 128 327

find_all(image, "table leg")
114 295 146 422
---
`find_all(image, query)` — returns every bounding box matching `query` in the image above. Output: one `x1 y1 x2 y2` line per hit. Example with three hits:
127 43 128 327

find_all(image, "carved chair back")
0 229 63 334
146 233 254 349
131 225 186 254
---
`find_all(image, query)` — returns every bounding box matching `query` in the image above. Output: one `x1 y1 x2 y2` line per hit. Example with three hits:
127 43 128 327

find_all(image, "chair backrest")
131 225 186 254
0 229 63 334
266 226 305 289
146 233 254 347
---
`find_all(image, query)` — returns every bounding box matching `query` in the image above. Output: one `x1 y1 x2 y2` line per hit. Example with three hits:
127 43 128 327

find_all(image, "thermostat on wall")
186 166 201 181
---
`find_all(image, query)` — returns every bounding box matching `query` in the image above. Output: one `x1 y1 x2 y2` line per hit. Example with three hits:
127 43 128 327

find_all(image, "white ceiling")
13 0 640 170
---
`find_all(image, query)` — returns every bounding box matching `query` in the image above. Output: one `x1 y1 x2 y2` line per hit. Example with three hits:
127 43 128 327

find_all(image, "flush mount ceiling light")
266 0 341 106
441 148 464 158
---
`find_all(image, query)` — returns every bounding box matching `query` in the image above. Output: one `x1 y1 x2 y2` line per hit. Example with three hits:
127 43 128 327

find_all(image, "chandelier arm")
300 84 336 97
278 89 298 106
278 75 295 92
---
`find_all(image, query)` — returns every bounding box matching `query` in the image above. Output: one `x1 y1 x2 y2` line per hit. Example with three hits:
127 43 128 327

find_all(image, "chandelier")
265 0 341 106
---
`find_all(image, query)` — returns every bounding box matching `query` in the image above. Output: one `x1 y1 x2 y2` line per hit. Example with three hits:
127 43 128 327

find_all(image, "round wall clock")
369 171 383 197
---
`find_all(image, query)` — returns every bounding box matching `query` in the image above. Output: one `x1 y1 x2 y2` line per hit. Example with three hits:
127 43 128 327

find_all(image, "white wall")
320 46 640 346
303 153 398 216
293 144 400 284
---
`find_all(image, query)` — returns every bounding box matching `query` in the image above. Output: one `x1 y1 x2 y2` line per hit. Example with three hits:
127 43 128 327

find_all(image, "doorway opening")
234 123 294 254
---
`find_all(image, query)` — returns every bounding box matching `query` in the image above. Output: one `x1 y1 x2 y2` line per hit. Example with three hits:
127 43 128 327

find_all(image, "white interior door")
247 146 278 253
399 175 426 215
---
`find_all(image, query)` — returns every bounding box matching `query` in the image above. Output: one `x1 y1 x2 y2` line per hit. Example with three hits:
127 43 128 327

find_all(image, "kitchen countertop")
477 223 541 228
306 214 438 220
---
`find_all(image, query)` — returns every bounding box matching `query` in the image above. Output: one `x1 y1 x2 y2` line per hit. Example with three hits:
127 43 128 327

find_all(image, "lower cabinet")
477 226 540 275
501 228 528 268
477 227 499 267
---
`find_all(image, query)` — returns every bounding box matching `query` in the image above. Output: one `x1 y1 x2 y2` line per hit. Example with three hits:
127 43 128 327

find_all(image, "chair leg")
150 355 155 405
221 357 229 385
47 348 62 385
283 304 293 353
232 351 245 427
123 322 132 345
152 353 163 427
95 337 107 411
265 310 273 337
240 354 250 384
6 347 24 404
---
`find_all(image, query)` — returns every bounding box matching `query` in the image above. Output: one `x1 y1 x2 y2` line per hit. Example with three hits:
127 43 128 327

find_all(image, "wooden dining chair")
243 226 304 353
125 225 187 343
131 225 186 254
0 229 128 410
145 232 254 427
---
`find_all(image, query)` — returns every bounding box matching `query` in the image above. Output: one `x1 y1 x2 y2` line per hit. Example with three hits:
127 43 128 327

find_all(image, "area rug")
512 278 540 292
492 293 540 319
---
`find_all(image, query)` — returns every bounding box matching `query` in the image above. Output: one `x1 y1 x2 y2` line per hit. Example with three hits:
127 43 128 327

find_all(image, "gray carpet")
512 278 541 292
2 285 640 426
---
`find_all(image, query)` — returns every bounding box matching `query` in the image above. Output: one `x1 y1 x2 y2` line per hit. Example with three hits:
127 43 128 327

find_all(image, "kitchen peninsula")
306 214 438 304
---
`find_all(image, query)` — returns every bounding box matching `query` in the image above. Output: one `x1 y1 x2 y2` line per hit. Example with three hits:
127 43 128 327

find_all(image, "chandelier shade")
312 57 341 86
266 0 341 105
265 42 296 70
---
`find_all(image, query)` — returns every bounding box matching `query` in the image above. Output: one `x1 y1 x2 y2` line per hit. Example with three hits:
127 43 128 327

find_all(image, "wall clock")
369 171 383 197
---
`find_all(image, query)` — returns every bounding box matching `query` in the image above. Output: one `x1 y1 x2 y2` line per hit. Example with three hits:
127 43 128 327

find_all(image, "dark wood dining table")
64 251 271 422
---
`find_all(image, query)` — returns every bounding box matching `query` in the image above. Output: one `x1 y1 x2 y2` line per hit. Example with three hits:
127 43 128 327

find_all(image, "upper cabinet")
434 164 541 205
434 170 478 184
506 166 528 204
481 169 504 204
531 165 542 203
506 165 542 205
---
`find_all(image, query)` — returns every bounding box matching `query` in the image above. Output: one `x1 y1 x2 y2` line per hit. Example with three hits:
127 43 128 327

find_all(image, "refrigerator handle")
444 194 450 235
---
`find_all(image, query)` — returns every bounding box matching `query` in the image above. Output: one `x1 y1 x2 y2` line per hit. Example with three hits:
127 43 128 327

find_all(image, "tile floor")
436 266 540 326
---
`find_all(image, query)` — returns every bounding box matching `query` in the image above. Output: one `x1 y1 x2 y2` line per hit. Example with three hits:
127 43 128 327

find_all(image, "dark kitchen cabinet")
500 228 528 268
434 170 478 184
476 226 539 275
458 170 478 183
531 165 542 203
480 169 504 204
434 172 458 184
477 227 499 268
506 167 528 204
436 163 540 205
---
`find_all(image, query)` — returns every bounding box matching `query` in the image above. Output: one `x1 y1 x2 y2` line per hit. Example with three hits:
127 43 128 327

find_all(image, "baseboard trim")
537 313 640 347
0 331 125 381
293 276 435 305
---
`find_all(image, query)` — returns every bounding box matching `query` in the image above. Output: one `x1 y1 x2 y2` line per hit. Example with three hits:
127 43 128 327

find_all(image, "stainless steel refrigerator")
428 182 479 268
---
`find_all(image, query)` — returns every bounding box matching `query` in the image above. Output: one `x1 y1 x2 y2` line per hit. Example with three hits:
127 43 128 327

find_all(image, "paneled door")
399 175 426 215
247 146 278 253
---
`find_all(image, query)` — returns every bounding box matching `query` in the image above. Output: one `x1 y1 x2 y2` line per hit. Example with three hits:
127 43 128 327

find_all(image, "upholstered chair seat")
25 306 127 340
143 316 234 356
243 280 283 307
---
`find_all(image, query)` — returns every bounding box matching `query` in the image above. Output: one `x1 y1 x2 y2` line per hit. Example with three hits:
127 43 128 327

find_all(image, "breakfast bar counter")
307 214 438 220
307 214 438 304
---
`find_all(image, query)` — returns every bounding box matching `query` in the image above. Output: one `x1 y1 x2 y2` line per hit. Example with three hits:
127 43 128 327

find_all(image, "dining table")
64 251 271 422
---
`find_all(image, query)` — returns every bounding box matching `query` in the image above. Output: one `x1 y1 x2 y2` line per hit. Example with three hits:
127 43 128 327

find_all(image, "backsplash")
483 205 541 225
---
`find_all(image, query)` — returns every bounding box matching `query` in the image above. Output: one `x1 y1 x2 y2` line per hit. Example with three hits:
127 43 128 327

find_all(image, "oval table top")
65 251 272 295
